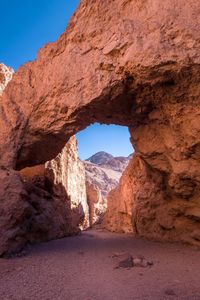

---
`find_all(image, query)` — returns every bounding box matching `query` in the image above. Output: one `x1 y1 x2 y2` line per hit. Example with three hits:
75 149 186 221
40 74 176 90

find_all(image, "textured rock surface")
0 167 80 257
104 154 200 246
85 161 120 198
84 152 130 225
103 156 137 233
0 63 13 95
0 0 200 253
0 136 88 256
86 181 106 226
45 136 89 229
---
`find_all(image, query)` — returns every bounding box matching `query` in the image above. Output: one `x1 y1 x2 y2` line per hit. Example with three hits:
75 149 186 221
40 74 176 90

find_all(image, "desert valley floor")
0 229 200 300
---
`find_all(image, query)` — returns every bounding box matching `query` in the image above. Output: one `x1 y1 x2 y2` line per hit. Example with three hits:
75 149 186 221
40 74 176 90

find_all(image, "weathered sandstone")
105 153 200 246
0 0 200 254
86 181 106 226
21 136 90 230
45 136 89 229
0 166 81 256
84 152 130 225
0 124 88 255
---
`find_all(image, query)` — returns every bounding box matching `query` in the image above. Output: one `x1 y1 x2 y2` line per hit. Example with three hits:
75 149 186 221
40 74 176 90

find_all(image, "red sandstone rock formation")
21 136 90 228
105 151 200 246
0 0 200 254
0 68 88 255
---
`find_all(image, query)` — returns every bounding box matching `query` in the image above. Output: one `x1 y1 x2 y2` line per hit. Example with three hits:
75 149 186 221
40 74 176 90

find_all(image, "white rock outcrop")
0 63 13 95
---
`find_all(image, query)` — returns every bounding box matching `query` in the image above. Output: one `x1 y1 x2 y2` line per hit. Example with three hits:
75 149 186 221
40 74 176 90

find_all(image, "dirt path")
0 229 200 300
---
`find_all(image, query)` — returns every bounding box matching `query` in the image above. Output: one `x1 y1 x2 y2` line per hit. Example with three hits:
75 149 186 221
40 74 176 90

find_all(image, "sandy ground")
0 229 200 300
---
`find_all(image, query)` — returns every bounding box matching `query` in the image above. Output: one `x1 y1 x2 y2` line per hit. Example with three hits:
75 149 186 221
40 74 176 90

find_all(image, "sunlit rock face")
84 152 130 225
105 153 200 246
0 63 13 95
0 0 200 254
104 155 165 234
103 157 137 234
45 136 89 229
86 181 106 226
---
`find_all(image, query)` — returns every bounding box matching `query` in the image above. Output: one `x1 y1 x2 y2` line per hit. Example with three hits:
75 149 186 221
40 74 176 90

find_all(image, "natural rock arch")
0 0 200 254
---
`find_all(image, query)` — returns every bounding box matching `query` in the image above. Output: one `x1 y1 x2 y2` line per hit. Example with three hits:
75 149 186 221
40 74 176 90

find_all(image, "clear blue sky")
0 0 80 70
77 124 133 160
0 0 133 159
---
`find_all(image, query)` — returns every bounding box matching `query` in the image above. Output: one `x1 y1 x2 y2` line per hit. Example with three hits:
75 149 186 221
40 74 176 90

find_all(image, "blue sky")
0 0 132 159
0 0 80 70
77 124 133 159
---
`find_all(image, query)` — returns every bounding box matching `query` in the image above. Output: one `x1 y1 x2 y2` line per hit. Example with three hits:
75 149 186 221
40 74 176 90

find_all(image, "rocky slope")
85 151 130 196
86 151 131 172
84 151 131 225
0 0 200 254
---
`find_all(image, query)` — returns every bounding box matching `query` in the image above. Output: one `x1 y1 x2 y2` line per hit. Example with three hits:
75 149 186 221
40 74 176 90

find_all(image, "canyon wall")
84 152 130 225
45 136 89 229
104 151 200 246
0 0 200 254
0 65 89 256
21 136 90 230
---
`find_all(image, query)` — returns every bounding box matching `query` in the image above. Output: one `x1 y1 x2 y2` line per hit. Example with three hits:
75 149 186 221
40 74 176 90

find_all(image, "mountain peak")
86 151 114 165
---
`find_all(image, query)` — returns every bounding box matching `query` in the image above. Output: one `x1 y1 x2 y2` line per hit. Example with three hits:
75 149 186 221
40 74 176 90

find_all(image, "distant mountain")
86 151 131 172
84 151 132 198
86 151 114 165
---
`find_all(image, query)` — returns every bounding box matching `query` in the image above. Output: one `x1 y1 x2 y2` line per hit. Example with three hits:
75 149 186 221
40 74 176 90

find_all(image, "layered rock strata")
0 0 200 254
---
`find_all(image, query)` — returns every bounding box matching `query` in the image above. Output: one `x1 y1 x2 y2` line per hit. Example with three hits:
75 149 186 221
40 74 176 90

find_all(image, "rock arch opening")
19 123 134 232
77 123 133 227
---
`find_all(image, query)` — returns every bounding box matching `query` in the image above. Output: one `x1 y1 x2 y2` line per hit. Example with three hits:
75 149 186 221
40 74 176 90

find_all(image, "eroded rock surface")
0 136 88 256
84 151 130 225
45 136 89 229
103 156 136 233
0 0 200 253
0 167 80 257
0 63 13 95
104 154 200 246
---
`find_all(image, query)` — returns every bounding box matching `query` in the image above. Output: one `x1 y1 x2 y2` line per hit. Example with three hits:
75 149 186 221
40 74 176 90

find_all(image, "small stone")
133 257 154 267
148 260 154 266
164 288 176 296
114 253 133 268
133 258 143 267
141 259 149 268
